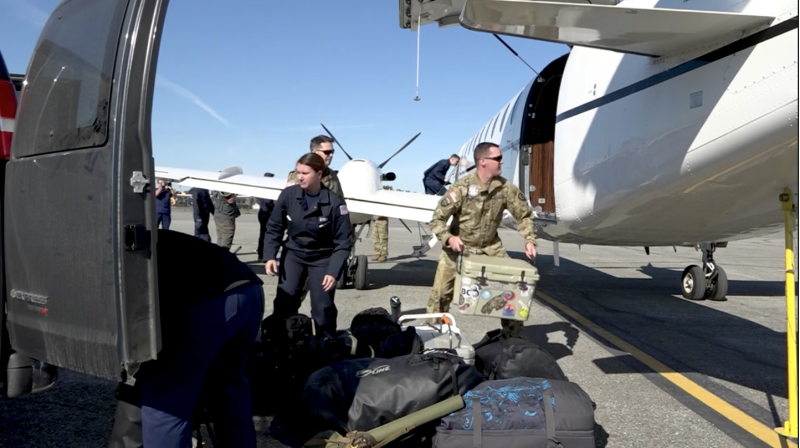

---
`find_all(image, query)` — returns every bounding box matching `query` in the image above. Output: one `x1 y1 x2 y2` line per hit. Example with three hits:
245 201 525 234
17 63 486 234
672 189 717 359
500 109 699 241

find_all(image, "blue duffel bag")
434 377 596 448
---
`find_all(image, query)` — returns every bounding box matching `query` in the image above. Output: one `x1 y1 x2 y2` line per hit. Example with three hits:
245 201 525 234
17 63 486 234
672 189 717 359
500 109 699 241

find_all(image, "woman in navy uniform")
262 153 353 337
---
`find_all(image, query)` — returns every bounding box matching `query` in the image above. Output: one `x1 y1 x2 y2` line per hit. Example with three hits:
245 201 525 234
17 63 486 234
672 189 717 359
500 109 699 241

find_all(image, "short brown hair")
297 153 326 173
310 135 335 152
473 142 499 163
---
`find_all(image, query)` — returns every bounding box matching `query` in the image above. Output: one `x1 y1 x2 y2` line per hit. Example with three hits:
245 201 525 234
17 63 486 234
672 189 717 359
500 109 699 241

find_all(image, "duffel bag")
434 377 595 448
474 329 568 381
302 351 484 436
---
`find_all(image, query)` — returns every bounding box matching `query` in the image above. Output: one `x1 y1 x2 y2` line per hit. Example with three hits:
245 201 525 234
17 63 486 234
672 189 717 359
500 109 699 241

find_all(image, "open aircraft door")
4 0 169 382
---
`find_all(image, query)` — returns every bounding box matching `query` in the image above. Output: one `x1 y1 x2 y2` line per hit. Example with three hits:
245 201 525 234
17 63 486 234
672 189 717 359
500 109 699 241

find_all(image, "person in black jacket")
190 187 215 242
423 154 460 195
109 230 264 448
262 153 353 337
256 172 276 261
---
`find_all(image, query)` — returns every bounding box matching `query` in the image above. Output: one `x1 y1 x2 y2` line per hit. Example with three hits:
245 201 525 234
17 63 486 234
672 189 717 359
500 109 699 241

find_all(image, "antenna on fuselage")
492 34 545 82
320 123 354 161
413 0 422 101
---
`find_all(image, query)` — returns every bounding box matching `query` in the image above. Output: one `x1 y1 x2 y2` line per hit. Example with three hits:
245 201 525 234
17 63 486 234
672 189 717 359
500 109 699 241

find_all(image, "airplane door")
4 0 169 381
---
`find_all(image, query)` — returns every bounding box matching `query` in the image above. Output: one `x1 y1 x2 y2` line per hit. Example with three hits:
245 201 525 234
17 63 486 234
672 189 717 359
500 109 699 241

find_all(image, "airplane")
399 0 798 301
155 126 442 290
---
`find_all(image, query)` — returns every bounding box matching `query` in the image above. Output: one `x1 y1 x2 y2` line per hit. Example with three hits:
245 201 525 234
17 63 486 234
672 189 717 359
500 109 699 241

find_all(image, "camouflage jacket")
286 167 344 200
213 192 241 218
429 172 536 250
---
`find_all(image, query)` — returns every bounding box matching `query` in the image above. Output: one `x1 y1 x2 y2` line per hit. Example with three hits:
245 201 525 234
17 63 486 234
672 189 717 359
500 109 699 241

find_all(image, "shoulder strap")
472 398 483 448
543 388 563 448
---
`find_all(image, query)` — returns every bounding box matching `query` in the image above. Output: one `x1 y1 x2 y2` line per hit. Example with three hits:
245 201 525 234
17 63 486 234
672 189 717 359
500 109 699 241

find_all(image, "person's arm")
429 184 463 250
433 159 449 183
326 202 353 278
506 185 537 258
262 191 289 262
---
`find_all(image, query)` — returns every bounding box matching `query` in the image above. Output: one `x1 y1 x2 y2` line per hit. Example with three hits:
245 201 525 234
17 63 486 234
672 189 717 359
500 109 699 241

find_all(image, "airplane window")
491 112 500 136
13 0 127 157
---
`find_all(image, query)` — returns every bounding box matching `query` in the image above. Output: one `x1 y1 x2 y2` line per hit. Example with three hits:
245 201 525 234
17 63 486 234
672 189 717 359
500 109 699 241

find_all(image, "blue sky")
1 0 568 192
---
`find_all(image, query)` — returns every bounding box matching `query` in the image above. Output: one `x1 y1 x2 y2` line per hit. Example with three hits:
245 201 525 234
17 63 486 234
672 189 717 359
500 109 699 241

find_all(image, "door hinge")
124 224 150 252
130 171 149 193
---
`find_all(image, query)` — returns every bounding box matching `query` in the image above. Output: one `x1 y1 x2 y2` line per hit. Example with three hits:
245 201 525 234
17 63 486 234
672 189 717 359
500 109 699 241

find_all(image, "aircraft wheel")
705 265 728 301
355 255 368 290
681 265 706 300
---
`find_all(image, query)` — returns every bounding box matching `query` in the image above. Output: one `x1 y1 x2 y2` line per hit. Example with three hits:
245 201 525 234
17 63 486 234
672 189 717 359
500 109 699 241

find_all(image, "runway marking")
536 290 797 448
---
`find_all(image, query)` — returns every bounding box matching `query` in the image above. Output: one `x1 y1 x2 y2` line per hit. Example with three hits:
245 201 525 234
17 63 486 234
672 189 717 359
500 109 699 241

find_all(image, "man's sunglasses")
482 155 503 162
318 149 335 155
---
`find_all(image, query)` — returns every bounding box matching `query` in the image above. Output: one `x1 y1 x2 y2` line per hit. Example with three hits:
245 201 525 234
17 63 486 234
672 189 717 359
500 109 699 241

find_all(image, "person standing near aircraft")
155 179 176 229
190 187 215 242
427 142 536 335
264 153 353 337
287 135 344 199
371 216 389 262
423 154 460 195
256 172 276 261
214 191 240 250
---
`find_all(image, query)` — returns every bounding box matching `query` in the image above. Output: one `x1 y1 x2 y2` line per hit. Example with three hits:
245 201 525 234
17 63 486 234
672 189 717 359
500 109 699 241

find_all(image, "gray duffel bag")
434 377 596 448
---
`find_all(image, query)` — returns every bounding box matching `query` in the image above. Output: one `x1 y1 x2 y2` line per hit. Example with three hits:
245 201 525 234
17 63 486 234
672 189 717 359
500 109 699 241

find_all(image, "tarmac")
0 208 795 448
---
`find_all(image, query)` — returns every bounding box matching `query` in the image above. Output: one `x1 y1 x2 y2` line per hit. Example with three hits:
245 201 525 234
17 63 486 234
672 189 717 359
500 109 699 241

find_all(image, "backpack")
473 329 568 381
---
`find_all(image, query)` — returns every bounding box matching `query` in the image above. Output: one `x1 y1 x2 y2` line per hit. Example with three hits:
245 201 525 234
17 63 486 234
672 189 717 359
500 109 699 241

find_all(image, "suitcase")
454 254 539 321
398 313 476 365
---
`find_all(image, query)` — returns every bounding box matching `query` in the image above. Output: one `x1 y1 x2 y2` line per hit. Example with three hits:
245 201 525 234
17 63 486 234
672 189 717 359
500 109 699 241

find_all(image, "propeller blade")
320 123 354 161
378 132 421 169
398 219 412 233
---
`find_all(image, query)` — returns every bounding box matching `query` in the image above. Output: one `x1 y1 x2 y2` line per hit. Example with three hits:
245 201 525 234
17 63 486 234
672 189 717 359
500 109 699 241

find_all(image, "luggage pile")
245 294 599 448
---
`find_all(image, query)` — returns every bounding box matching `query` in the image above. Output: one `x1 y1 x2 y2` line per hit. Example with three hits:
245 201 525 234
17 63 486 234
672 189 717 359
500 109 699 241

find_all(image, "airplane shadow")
525 253 791 405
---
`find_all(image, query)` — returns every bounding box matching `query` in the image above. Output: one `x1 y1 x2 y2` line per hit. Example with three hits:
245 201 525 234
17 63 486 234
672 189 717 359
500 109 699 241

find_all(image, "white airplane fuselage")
455 0 798 247
337 158 384 225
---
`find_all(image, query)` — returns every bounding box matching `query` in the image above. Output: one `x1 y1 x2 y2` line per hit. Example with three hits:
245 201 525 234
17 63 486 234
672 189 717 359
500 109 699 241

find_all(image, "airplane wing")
459 0 775 57
345 189 441 223
155 166 287 200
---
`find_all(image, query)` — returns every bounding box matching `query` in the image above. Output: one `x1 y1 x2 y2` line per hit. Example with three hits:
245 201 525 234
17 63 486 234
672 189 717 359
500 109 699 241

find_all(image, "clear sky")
1 0 569 192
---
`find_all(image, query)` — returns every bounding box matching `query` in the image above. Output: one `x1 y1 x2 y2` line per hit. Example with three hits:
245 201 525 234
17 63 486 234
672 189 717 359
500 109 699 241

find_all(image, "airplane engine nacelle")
338 159 381 198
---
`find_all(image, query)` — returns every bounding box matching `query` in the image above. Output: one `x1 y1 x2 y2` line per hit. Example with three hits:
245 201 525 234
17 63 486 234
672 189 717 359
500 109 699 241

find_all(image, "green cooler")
453 254 539 321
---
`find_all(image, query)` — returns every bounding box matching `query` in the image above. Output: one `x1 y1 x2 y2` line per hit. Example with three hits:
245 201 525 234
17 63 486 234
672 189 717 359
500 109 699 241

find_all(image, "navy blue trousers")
136 283 264 447
273 249 338 337
194 215 211 242
157 213 171 230
423 179 444 195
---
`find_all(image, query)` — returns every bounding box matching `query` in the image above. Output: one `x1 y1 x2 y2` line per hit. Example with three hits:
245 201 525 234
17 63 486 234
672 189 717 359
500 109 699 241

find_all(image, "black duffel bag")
302 351 484 436
474 329 568 381
350 307 422 358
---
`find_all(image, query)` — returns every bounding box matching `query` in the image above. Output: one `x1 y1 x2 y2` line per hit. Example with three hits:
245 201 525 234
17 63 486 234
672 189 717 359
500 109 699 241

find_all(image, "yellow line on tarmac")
536 290 797 448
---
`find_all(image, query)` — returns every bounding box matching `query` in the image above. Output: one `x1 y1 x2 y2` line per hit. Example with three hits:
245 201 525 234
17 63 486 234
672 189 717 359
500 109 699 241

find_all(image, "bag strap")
488 361 498 381
543 389 563 448
472 398 483 448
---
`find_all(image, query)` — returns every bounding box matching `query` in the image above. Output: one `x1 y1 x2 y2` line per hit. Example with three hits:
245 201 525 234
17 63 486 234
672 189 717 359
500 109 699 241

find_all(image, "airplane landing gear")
681 243 728 301
336 224 369 290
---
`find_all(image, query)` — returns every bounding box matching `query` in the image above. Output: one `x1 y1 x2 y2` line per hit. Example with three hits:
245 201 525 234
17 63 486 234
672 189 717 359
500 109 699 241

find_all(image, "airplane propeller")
320 123 354 161
378 132 421 169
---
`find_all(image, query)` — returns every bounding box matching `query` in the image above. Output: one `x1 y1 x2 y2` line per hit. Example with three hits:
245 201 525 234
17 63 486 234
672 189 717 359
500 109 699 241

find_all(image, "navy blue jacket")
263 185 353 277
191 187 215 220
257 198 275 218
423 159 451 186
155 188 172 214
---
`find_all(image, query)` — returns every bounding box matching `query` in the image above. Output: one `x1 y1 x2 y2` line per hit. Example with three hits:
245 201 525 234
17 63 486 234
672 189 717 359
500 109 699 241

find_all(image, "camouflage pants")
427 239 523 335
215 216 236 250
371 217 389 259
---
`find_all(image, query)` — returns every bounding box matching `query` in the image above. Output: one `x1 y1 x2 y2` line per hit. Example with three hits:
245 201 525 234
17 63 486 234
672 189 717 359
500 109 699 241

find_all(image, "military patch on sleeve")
518 192 525 202
339 205 349 215
449 191 459 203
440 197 451 207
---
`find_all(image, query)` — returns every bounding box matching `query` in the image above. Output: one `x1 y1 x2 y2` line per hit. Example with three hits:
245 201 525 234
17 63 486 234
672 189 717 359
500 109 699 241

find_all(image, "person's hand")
226 195 236 204
265 260 277 276
447 236 464 252
525 242 537 259
322 275 337 291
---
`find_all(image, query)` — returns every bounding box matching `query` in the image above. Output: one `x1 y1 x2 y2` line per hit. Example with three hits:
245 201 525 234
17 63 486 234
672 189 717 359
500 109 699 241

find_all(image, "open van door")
4 0 169 382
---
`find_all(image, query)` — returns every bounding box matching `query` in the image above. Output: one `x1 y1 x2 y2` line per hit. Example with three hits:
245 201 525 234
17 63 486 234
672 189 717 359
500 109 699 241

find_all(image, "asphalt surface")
0 208 795 447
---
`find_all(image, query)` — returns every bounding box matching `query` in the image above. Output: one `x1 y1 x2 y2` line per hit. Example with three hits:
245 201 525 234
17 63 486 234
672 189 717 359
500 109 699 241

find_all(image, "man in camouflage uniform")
286 135 344 199
213 191 240 250
371 216 389 262
427 142 537 335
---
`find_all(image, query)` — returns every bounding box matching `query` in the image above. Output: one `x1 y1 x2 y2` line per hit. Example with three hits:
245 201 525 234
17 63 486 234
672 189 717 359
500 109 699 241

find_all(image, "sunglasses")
318 149 335 155
482 155 503 162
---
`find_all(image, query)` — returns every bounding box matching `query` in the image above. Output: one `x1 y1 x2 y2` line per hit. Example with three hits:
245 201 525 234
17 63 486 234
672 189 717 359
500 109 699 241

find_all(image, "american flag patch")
339 205 349 215
449 191 458 203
